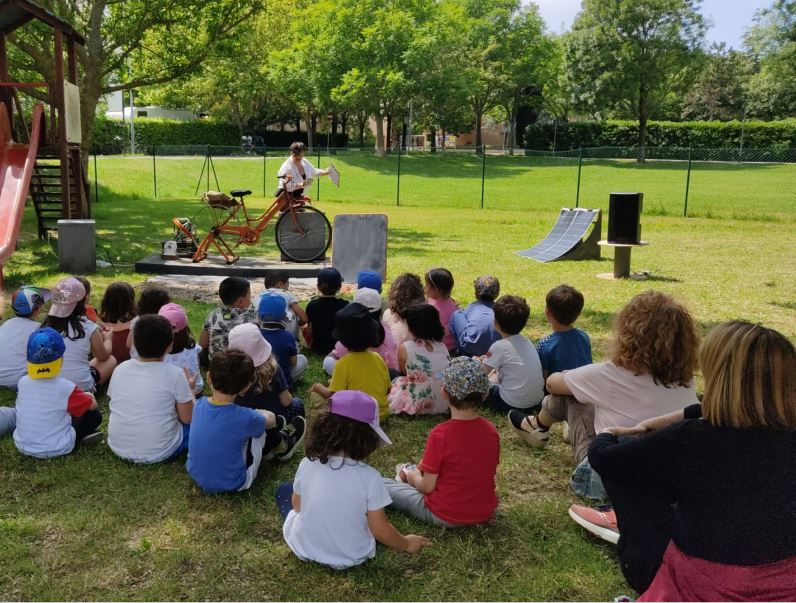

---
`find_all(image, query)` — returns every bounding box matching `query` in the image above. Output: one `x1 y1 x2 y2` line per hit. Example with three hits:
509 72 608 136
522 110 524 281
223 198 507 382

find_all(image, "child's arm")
366 509 432 553
289 353 298 367
90 329 113 361
310 383 332 399
290 302 308 326
279 389 293 408
397 343 407 374
66 389 97 417
404 468 438 495
198 328 210 351
546 371 573 396
292 492 301 512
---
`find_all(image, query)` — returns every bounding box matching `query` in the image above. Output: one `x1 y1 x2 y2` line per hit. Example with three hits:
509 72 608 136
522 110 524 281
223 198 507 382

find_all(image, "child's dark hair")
493 295 530 335
387 273 425 317
41 294 88 341
264 271 289 289
371 310 386 347
100 282 137 323
545 284 585 326
425 268 454 298
74 276 91 298
445 390 485 410
219 277 251 306
137 285 171 315
405 303 445 341
171 325 196 354
210 349 254 395
318 273 342 296
133 314 173 359
305 412 381 464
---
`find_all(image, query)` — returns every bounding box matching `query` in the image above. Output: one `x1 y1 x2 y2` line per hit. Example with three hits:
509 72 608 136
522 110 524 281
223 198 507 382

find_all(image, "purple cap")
329 390 391 445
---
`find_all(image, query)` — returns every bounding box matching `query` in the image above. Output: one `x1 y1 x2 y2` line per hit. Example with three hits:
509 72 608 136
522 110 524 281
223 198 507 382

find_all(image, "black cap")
318 267 343 288
332 302 378 350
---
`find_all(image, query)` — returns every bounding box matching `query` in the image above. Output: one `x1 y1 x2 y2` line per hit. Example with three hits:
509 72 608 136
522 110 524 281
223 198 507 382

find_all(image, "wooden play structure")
0 0 89 239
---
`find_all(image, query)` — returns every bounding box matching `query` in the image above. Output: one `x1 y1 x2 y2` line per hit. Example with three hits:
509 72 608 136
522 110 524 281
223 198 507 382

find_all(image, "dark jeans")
276 481 294 520
600 470 675 594
262 397 305 423
72 409 102 443
167 423 191 460
484 384 521 414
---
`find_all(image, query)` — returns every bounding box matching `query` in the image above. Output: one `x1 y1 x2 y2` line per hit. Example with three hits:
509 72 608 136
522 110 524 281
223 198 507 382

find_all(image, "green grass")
93 151 796 219
1 157 795 600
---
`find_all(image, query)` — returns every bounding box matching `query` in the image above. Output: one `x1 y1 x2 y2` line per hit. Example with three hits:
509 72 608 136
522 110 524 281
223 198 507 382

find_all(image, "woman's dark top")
589 407 796 566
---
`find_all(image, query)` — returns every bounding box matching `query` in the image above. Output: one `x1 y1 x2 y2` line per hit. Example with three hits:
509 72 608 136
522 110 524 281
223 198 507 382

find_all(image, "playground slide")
0 102 43 284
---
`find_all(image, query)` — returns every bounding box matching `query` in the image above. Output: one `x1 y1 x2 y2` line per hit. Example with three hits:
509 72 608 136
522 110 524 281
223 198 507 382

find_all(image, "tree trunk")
385 113 392 151
429 126 437 153
330 113 338 148
294 117 301 133
358 116 365 147
374 112 385 156
637 86 648 163
309 112 317 151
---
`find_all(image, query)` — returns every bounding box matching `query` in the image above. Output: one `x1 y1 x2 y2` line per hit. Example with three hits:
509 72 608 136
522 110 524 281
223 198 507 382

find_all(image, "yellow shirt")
330 351 391 420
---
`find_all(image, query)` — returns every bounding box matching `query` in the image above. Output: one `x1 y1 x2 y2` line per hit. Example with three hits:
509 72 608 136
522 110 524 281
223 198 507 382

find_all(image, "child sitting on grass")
449 275 501 356
0 286 50 389
386 357 498 527
108 315 195 464
535 284 592 378
259 293 307 386
480 295 545 413
276 390 431 569
424 268 459 353
304 267 348 355
388 303 450 415
187 349 303 494
310 303 391 420
258 270 308 340
382 273 425 345
199 276 257 362
159 303 204 396
99 281 137 365
13 328 102 458
127 284 171 360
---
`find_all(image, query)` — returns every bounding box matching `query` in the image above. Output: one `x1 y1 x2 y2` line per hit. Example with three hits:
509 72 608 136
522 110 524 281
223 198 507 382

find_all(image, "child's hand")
184 368 198 392
404 534 432 553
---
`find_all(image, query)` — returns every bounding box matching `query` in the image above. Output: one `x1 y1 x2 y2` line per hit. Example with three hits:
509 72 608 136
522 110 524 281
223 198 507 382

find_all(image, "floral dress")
388 339 450 415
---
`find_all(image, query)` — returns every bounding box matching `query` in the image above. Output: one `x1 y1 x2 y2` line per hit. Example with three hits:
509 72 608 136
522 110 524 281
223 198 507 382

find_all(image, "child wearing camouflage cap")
384 356 500 527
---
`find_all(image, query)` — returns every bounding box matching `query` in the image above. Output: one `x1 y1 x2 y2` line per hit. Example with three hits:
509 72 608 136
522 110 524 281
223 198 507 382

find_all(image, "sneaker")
562 421 570 444
395 463 417 482
81 430 103 444
276 416 306 461
568 504 619 545
507 410 549 447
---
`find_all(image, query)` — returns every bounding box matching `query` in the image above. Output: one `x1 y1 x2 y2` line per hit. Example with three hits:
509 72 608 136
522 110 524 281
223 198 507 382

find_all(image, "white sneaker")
507 410 549 447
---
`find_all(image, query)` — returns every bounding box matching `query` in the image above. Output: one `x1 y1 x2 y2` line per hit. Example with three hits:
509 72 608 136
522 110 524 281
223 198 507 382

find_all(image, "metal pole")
152 144 157 199
316 145 321 200
739 104 747 163
206 145 210 192
576 146 583 208
396 141 401 206
93 149 98 203
263 145 267 197
480 145 486 209
683 145 692 217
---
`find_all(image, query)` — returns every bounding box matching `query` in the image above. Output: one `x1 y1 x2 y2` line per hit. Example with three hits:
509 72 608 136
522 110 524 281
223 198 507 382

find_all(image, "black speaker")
608 192 643 244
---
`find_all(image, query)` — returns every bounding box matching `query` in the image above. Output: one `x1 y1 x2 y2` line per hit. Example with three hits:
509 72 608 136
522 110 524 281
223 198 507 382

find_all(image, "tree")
8 0 262 153
743 0 796 119
567 0 705 161
681 43 750 120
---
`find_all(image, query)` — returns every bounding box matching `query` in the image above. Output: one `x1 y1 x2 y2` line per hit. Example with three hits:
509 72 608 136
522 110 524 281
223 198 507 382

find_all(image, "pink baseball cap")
228 323 272 367
49 277 86 318
329 390 391 445
158 303 188 332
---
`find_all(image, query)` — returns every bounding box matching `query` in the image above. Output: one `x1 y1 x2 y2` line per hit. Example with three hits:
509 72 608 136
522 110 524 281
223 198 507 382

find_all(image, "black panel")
608 192 643 244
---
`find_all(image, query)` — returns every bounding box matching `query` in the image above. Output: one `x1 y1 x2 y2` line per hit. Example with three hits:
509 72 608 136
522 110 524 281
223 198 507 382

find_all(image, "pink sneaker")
568 504 619 544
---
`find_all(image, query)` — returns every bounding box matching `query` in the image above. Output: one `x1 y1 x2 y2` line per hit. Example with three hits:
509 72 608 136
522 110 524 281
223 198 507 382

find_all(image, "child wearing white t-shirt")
480 295 544 413
159 303 204 396
0 286 50 389
108 315 195 463
276 390 431 569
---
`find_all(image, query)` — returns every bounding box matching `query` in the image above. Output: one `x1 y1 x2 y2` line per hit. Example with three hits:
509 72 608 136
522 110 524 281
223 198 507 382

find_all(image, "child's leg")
322 355 336 376
290 354 308 381
275 481 295 520
0 407 16 437
90 355 117 385
382 478 456 527
566 400 596 463
483 384 516 414
72 409 102 444
238 432 267 491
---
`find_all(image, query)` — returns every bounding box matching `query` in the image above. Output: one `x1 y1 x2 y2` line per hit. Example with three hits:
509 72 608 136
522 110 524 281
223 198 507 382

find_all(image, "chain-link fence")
90 144 796 220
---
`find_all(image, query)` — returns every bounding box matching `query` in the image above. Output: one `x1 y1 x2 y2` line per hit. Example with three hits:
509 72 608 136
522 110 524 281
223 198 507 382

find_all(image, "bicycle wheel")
275 206 332 262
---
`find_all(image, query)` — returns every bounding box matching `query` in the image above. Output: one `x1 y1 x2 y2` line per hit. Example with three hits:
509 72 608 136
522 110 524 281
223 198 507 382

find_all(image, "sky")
533 0 773 49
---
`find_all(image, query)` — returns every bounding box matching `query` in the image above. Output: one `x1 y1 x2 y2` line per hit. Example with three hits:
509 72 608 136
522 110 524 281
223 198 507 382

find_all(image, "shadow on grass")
770 300 796 311
387 227 436 257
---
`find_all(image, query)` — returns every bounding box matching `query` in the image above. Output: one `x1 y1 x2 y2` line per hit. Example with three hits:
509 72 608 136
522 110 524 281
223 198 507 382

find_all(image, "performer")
276 142 330 199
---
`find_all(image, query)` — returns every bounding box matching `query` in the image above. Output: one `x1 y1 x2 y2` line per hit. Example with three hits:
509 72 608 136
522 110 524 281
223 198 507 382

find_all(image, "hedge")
91 116 348 154
524 119 796 151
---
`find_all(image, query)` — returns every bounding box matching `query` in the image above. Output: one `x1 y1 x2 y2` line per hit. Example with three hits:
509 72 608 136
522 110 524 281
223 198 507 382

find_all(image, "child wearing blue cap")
13 327 102 458
0 286 50 389
259 293 307 386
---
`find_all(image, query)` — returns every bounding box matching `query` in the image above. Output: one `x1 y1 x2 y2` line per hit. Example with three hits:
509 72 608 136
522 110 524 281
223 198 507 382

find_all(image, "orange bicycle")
172 188 332 264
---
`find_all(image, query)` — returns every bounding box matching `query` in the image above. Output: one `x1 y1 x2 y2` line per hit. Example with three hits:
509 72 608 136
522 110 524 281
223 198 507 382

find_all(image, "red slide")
0 102 43 288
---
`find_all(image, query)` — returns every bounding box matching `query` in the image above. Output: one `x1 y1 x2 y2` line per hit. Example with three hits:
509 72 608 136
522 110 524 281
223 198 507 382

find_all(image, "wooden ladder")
30 146 85 240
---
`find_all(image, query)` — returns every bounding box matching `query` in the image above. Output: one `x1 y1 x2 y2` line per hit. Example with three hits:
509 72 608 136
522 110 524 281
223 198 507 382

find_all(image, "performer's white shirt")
277 157 323 192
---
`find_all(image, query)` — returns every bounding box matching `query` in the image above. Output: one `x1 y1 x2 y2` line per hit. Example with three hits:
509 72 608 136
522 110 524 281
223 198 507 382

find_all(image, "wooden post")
0 35 13 132
67 38 78 83
54 30 71 218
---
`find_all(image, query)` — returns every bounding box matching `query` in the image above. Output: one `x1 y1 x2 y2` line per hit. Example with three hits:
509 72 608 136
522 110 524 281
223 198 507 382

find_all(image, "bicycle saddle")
230 189 252 198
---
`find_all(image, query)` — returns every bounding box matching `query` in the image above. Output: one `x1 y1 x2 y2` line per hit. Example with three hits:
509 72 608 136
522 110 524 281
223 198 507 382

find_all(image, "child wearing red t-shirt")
384 356 499 527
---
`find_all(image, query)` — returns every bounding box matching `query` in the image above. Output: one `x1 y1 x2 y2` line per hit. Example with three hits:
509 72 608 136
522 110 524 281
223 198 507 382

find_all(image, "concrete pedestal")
597 240 649 280
58 220 96 274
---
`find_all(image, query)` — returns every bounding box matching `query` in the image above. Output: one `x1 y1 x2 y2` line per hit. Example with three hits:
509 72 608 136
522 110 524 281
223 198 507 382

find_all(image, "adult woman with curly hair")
381 273 425 346
585 321 796 599
510 291 700 500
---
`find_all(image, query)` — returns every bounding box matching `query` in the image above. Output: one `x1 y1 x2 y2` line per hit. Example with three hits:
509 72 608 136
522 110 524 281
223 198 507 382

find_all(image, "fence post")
480 146 486 209
93 147 99 204
262 146 267 197
396 143 402 206
683 145 692 218
206 145 210 192
152 144 157 199
316 146 321 200
575 146 583 208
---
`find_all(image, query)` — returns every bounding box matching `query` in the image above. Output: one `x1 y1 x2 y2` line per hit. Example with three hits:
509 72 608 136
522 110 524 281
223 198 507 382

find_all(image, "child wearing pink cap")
159 303 204 396
276 390 431 569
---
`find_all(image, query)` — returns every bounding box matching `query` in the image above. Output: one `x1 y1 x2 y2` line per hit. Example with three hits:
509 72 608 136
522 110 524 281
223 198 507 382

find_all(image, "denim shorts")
570 456 608 501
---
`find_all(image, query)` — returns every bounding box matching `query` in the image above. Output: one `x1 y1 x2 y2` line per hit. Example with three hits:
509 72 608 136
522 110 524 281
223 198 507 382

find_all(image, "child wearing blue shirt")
187 349 304 493
259 293 307 387
535 284 592 377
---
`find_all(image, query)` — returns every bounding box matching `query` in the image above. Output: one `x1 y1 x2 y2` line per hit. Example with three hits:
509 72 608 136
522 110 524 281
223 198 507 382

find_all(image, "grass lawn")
1 159 795 600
